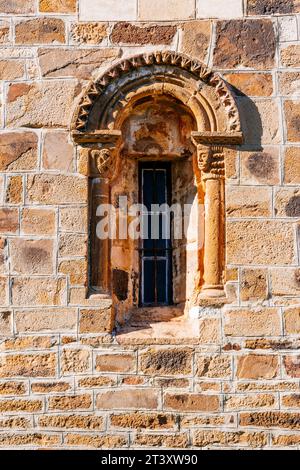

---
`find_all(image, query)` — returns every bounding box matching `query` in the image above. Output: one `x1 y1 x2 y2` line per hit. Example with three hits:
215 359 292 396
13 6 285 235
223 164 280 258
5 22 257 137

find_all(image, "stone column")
197 144 225 298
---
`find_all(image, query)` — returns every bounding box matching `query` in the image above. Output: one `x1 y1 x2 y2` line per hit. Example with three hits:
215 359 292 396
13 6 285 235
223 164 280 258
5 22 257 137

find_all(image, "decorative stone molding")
71 51 242 136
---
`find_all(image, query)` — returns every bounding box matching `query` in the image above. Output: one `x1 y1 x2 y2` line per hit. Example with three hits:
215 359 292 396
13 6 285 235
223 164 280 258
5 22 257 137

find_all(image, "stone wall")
0 0 300 450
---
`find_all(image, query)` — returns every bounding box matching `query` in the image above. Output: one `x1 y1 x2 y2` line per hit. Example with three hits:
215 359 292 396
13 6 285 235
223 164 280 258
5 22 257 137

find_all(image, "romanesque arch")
71 51 243 323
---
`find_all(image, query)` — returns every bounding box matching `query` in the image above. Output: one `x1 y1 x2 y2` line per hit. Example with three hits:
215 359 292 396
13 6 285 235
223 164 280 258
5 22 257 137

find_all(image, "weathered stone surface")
0 353 56 378
284 147 300 184
271 268 300 296
27 174 87 204
272 434 300 446
164 393 219 412
0 60 25 80
42 131 74 171
112 22 176 45
80 0 137 21
21 208 56 236
0 336 56 351
61 349 91 374
139 0 195 20
110 412 175 429
0 311 12 336
281 394 300 408
15 308 76 333
197 355 231 378
59 207 88 233
284 308 300 334
38 48 120 79
227 220 296 265
58 259 87 285
0 432 60 447
65 433 127 448
278 16 298 42
281 45 300 67
248 0 299 15
38 414 103 430
133 433 188 448
78 376 116 388
0 0 35 14
39 0 77 13
10 239 54 275
15 18 65 45
140 348 192 375
225 309 280 337
283 356 300 378
6 81 79 128
237 355 278 379
0 277 8 306
0 132 38 172
48 394 92 410
213 19 275 69
58 234 87 257
238 99 280 145
179 20 211 61
240 411 300 429
224 72 273 97
226 186 271 217
193 430 267 448
95 353 136 373
284 101 300 142
199 318 221 344
275 188 300 217
79 308 113 333
11 277 66 306
0 401 43 414
96 389 158 410
0 209 19 235
70 22 108 45
225 393 275 410
0 21 9 44
0 381 26 396
5 176 23 205
279 72 300 97
240 148 280 185
31 381 71 393
240 269 268 301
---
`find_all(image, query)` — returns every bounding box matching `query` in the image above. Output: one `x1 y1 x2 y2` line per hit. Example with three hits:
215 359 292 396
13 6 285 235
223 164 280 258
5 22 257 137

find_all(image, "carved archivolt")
71 51 241 136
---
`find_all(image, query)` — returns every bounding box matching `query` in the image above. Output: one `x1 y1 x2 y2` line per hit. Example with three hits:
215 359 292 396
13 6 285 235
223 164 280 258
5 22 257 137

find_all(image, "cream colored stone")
58 234 87 257
70 22 108 45
59 207 88 233
284 307 300 334
11 277 66 307
42 131 74 172
0 60 25 80
281 45 300 67
179 21 211 62
284 147 300 184
240 268 268 301
15 308 76 333
271 268 300 296
61 349 91 374
26 174 87 205
226 186 272 217
79 0 137 21
279 72 300 97
224 308 281 337
197 0 243 18
21 208 56 236
6 81 79 128
0 21 10 44
278 16 298 42
0 311 12 337
275 188 300 217
227 221 296 265
139 0 195 20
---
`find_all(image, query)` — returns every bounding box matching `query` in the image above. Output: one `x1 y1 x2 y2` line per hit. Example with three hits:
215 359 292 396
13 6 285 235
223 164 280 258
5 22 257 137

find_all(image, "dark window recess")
139 162 173 306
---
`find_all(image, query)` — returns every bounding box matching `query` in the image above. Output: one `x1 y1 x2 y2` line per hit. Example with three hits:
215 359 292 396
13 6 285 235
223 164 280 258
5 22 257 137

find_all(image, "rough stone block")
59 207 88 233
58 234 87 257
42 131 74 172
284 307 300 334
111 23 176 46
179 21 211 61
226 186 272 217
279 72 300 97
95 353 136 373
213 19 275 69
48 394 92 410
6 81 79 128
110 412 176 429
38 414 104 430
0 0 35 14
10 239 54 275
227 220 296 265
21 208 56 236
238 99 280 145
224 308 280 337
281 45 300 67
248 0 299 15
271 268 300 296
26 174 87 205
237 355 279 379
283 356 300 378
79 307 113 334
5 176 23 205
0 60 25 80
15 308 77 333
240 268 268 301
278 16 298 42
31 381 71 393
0 381 26 396
240 411 300 429
240 147 280 185
61 349 91 374
275 188 300 217
164 393 219 412
0 209 19 235
284 101 300 142
11 277 66 306
197 355 232 378
224 393 275 410
15 18 65 45
224 72 273 97
0 399 43 413
0 132 38 172
140 348 192 375
0 311 12 336
58 259 87 285
96 389 158 410
39 0 77 13
0 353 56 378
70 22 108 45
0 20 10 44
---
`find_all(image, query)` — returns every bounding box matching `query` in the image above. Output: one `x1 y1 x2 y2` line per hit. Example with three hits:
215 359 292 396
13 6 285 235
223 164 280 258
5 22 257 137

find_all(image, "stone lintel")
72 130 122 144
191 131 244 146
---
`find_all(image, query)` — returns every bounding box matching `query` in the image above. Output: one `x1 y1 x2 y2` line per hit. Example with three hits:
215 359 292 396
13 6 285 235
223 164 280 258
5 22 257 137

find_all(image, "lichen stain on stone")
23 246 48 265
285 195 300 217
247 152 275 178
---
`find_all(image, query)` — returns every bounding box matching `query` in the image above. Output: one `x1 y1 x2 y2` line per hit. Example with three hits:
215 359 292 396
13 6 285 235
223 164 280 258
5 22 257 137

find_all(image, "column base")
198 285 226 299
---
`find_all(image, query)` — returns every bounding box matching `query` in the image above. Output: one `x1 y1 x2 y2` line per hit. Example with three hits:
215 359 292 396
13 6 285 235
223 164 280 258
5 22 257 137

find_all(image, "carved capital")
197 145 225 180
90 148 114 179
